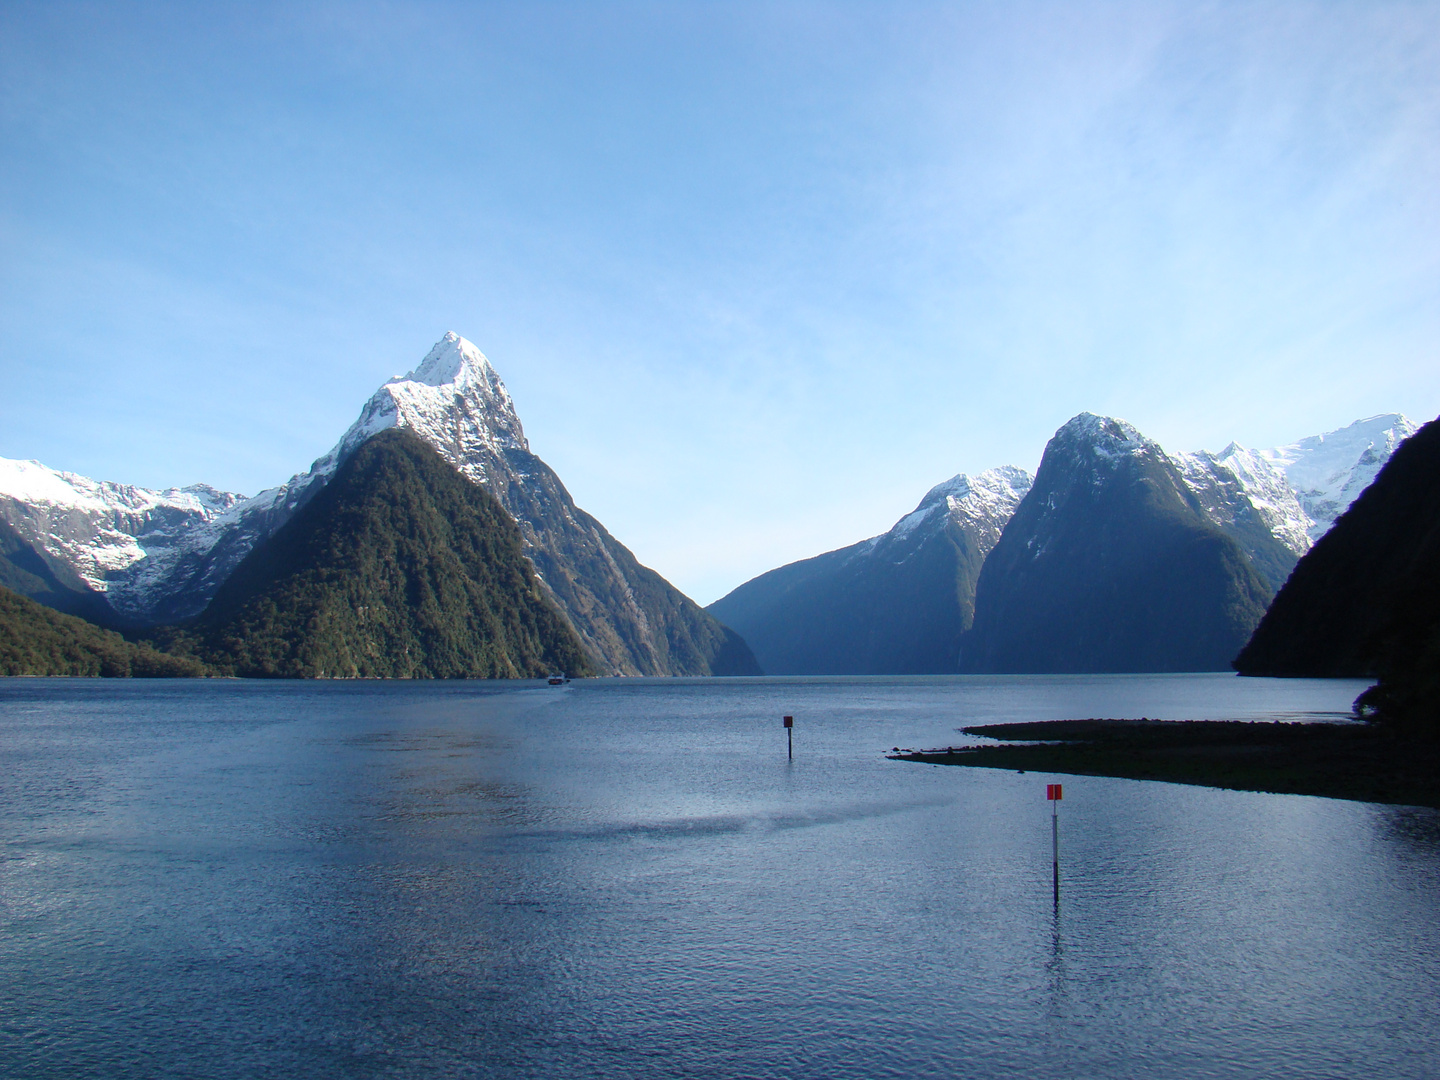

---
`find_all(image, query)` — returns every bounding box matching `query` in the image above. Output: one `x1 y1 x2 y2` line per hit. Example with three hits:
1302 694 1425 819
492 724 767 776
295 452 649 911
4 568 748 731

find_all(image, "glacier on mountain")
0 456 244 607
1173 414 1415 556
1256 414 1416 541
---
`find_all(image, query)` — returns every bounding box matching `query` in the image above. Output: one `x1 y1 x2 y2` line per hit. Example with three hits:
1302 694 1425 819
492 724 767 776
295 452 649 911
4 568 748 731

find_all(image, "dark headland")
890 718 1440 809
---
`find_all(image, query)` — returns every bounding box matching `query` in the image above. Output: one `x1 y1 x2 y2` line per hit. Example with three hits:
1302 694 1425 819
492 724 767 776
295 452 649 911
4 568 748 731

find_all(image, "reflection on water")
1 674 1437 1079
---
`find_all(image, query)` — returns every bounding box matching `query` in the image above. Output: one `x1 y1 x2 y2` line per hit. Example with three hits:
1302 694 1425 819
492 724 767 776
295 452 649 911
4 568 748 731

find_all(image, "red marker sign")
783 716 793 728
1046 783 1063 801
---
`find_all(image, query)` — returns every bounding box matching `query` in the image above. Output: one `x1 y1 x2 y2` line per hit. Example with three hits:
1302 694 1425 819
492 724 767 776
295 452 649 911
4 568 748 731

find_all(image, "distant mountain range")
0 334 758 677
0 329 1419 680
710 412 1415 674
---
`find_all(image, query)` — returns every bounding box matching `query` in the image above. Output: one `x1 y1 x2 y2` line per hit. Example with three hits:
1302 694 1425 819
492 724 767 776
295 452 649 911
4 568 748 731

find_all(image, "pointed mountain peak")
315 334 528 489
881 466 1034 548
917 473 975 508
404 332 497 388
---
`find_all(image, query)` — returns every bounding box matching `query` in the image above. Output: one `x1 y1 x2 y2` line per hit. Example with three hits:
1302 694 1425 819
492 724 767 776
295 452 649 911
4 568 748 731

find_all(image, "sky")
2 1 1437 605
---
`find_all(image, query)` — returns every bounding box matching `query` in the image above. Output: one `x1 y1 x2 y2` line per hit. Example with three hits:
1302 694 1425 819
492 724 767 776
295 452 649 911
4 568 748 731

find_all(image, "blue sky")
2 1 1437 604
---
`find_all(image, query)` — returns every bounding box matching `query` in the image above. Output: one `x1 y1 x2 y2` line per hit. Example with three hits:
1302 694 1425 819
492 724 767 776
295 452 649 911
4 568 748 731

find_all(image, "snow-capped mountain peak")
404 331 498 389
1041 414 1171 496
1172 443 1311 558
330 333 529 485
1255 413 1415 541
1053 413 1158 461
0 333 537 621
1059 412 1146 446
1172 413 1417 556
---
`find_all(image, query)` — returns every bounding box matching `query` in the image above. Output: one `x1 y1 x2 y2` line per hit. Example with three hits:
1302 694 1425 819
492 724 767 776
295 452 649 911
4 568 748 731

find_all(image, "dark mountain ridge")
959 414 1273 673
1235 416 1440 736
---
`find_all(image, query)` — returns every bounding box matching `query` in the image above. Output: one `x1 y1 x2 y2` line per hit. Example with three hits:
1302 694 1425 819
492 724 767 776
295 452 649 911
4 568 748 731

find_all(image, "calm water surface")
1 674 1436 1079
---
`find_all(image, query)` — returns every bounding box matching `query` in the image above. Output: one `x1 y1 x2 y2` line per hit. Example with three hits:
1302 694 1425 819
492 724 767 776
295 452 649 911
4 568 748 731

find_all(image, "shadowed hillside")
1236 416 1440 738
961 415 1272 673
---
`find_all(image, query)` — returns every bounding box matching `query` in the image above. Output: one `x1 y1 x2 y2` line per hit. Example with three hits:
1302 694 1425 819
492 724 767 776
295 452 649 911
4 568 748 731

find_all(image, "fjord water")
2 676 1437 1079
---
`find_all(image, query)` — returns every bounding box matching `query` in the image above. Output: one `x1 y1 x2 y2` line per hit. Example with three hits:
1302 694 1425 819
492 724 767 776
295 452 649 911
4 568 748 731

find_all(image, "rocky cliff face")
959 414 1273 673
708 467 1031 674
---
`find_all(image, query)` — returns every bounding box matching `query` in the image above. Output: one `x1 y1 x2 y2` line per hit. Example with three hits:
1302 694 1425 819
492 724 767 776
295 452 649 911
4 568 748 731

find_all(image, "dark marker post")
1047 783 1063 905
783 715 793 760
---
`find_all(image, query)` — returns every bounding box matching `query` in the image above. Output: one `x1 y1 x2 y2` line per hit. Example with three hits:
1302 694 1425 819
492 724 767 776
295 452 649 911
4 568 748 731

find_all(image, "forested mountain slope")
183 429 595 679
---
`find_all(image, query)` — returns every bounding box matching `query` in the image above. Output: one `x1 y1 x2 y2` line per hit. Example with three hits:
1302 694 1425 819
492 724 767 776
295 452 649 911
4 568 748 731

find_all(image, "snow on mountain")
1174 413 1416 556
1042 413 1174 499
299 332 752 674
3 335 572 624
309 332 530 490
1172 446 1311 556
876 466 1032 555
0 326 1416 659
1256 414 1416 542
961 412 1277 674
0 331 752 673
706 463 1033 674
1061 413 1158 468
17 333 521 622
0 456 244 601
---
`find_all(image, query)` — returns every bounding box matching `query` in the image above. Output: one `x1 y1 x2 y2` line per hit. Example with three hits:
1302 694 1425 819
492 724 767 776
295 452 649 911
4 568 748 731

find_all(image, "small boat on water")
548 673 569 685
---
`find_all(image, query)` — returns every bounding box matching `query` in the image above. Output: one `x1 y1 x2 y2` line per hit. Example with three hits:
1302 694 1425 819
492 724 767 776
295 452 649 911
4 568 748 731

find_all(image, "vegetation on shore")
889 718 1440 808
0 584 206 677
